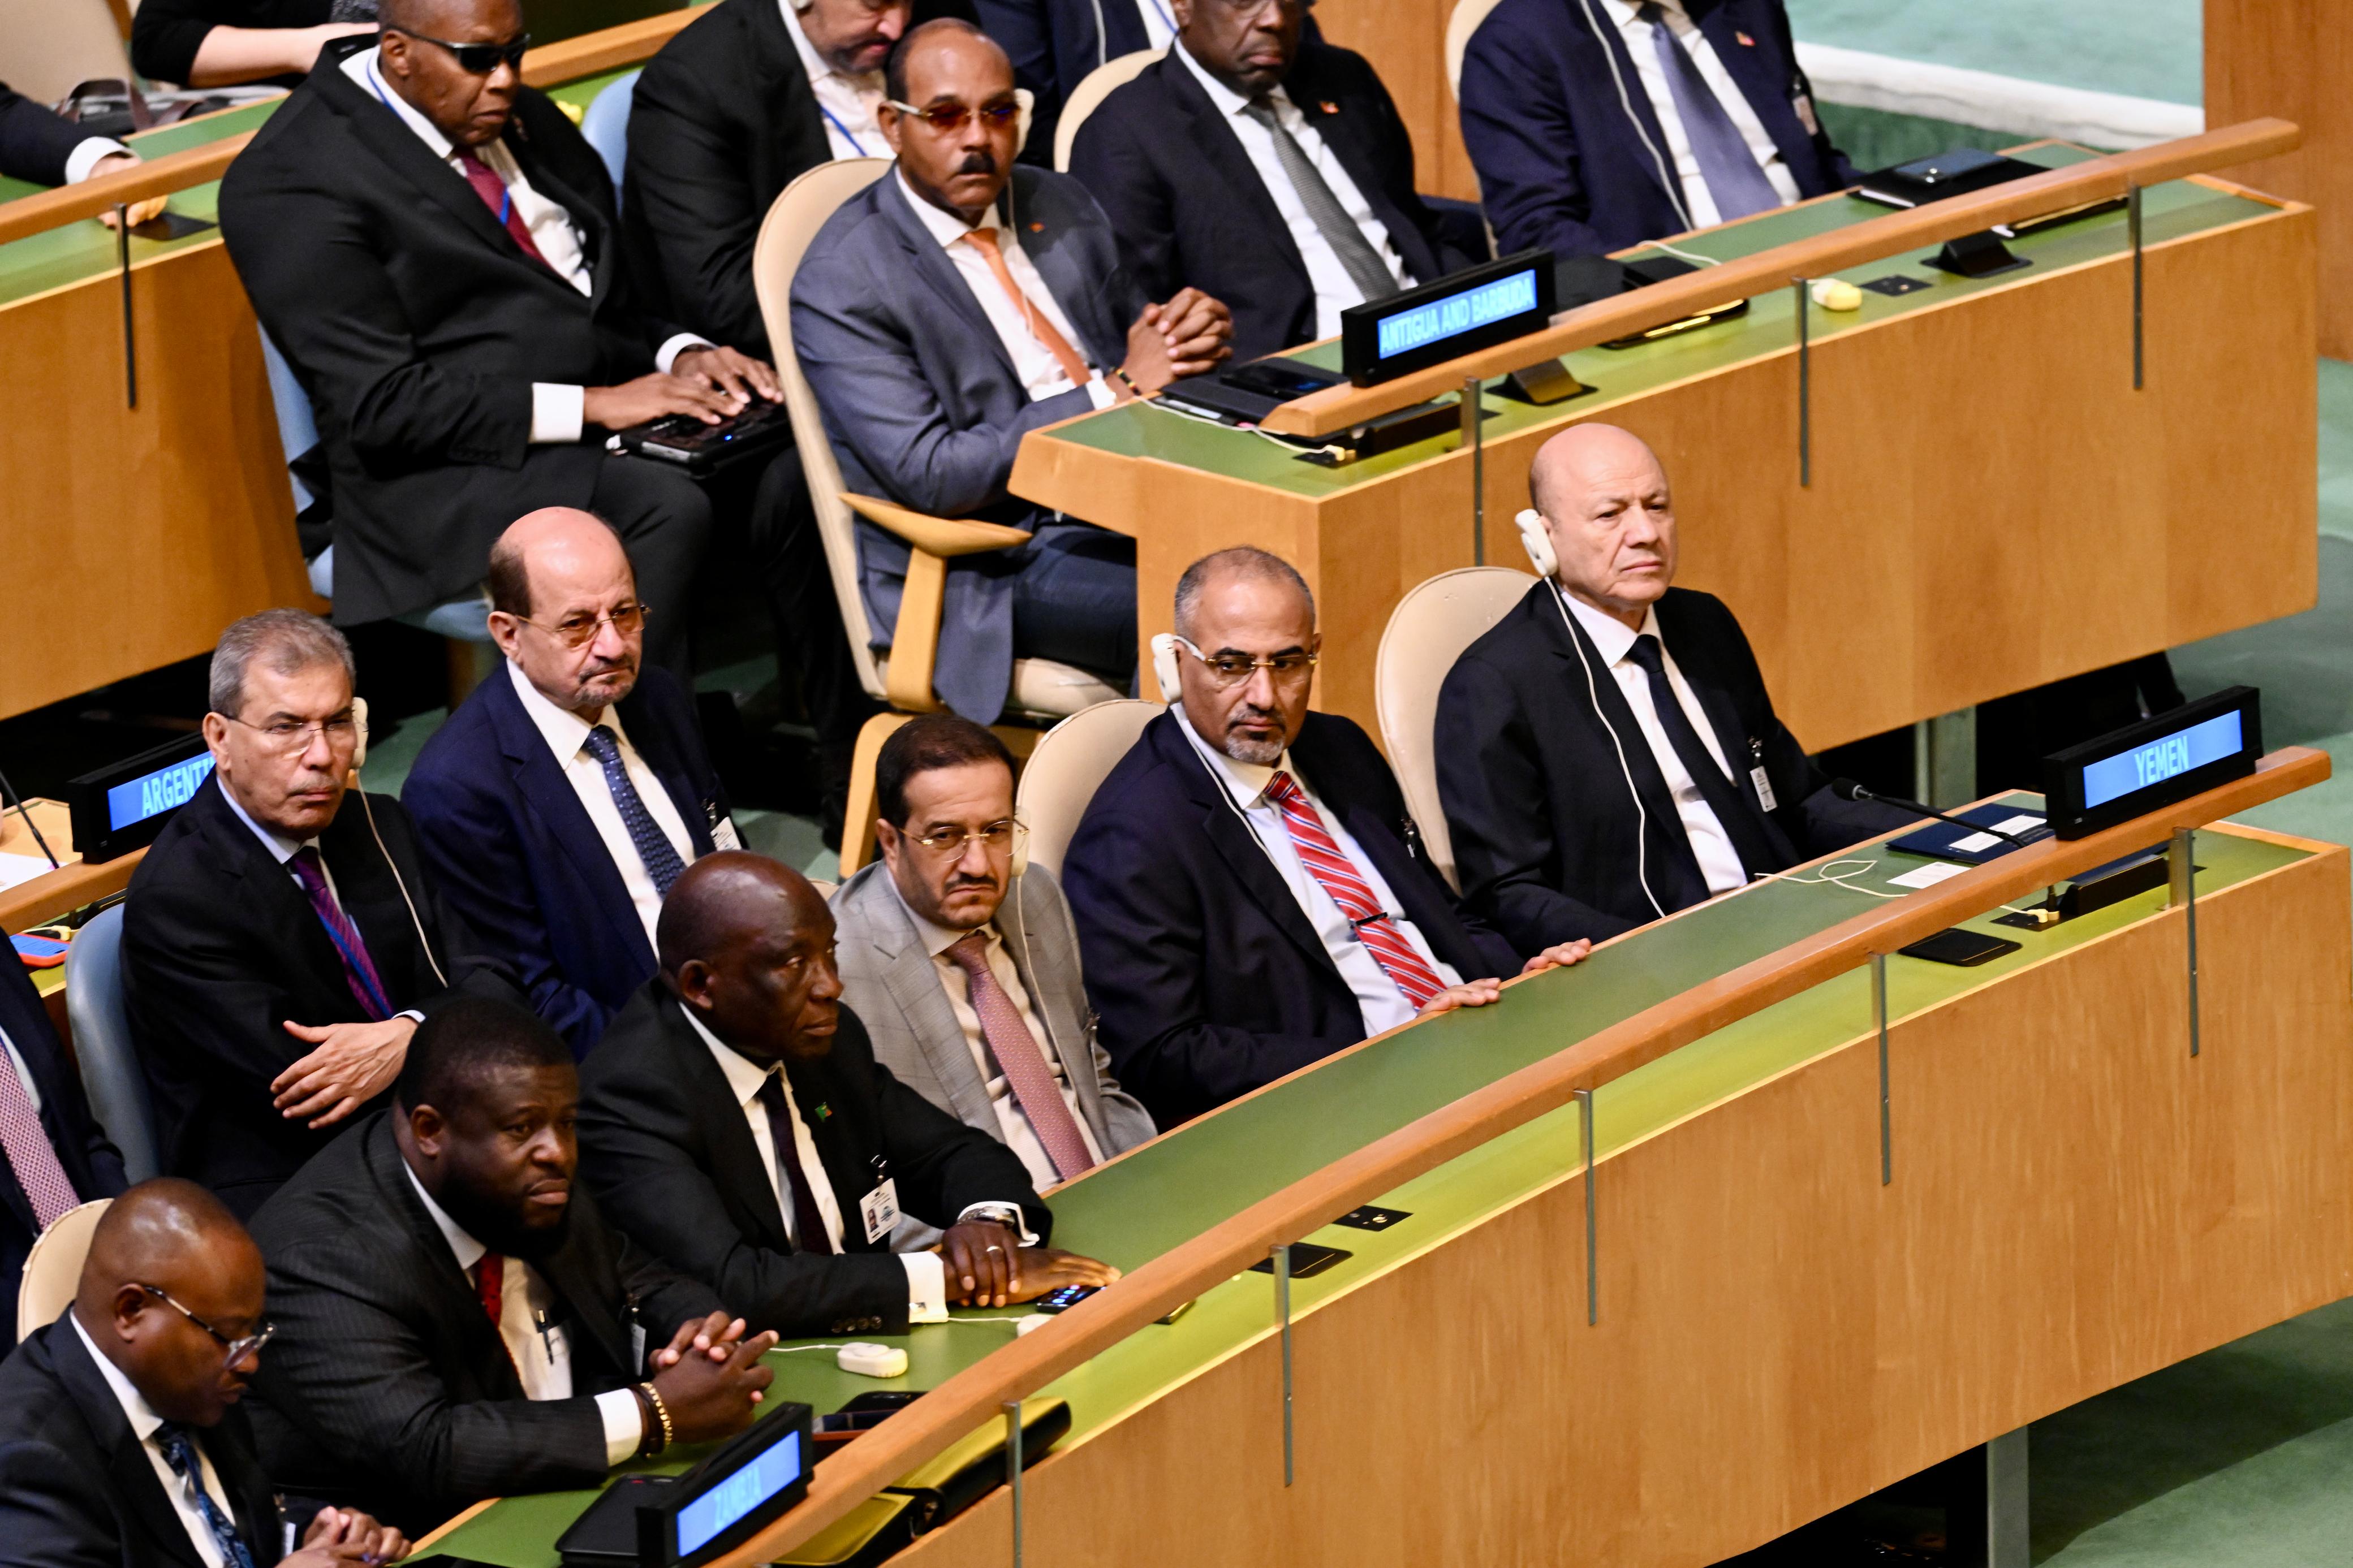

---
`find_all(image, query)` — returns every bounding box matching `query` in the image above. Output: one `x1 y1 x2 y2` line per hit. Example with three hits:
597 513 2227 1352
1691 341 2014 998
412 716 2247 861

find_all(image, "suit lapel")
860 888 999 1134
780 1053 878 1254
1590 5 1683 211
536 1240 629 1377
484 672 656 967
1156 722 1348 981
1690 1 1815 173
365 1120 526 1398
1161 58 1307 293
674 1008 792 1250
189 781 352 1012
325 52 535 272
506 118 614 311
876 176 1018 383
617 689 718 858
1658 601 1799 862
49 1325 216 1568
995 882 1106 1136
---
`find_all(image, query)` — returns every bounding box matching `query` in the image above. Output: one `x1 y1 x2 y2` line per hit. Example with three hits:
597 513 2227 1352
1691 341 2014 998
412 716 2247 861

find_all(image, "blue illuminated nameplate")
1342 249 1557 386
2043 686 2262 839
107 751 215 833
675 1432 803 1557
2078 711 2243 811
1376 269 1540 360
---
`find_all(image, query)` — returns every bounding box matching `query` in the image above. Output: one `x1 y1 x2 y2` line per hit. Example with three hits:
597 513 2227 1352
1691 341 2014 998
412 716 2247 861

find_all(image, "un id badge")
860 1178 902 1244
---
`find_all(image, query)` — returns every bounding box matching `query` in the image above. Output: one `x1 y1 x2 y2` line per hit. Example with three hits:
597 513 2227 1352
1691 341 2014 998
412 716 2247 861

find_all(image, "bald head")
1523 424 1678 628
74 1181 265 1427
485 508 643 718
660 853 846 1064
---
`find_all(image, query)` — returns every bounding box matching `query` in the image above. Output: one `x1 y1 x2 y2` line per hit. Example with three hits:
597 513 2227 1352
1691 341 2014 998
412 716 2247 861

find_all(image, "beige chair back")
0 0 135 102
1444 0 1512 100
1015 698 1160 879
1053 48 1163 171
1375 567 1534 892
752 157 894 707
18 1199 111 1341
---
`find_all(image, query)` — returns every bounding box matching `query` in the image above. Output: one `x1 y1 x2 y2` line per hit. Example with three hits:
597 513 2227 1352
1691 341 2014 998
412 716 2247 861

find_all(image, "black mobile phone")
1033 1284 1101 1314
1246 1241 1352 1278
836 1390 925 1415
1899 927 2022 967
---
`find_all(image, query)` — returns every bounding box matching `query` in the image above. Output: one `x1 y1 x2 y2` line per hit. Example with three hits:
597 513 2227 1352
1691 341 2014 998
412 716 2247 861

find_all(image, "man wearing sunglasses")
1061 548 1593 1126
220 0 779 680
0 1178 408 1568
791 18 1235 725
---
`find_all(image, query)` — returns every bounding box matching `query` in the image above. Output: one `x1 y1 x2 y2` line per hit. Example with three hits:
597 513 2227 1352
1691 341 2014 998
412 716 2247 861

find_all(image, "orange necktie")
962 227 1093 392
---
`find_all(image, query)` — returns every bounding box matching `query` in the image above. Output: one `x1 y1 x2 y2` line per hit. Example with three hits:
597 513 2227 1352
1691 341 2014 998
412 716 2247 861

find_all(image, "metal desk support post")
1792 278 1810 486
1003 1398 1024 1567
116 207 137 409
2130 183 2145 391
2172 827 2200 1056
1273 1242 1294 1485
1874 953 1892 1185
1573 1087 1597 1325
1463 375 1485 564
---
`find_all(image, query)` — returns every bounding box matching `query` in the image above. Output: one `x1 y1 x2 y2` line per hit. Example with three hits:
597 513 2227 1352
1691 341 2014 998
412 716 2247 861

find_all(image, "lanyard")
365 54 512 223
820 101 877 157
1141 0 1176 36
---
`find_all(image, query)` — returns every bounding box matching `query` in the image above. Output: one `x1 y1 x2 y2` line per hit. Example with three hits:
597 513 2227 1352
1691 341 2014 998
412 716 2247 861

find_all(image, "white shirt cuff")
902 1251 948 1324
654 334 712 377
396 1009 425 1025
1084 374 1117 411
595 1388 644 1467
64 138 133 186
956 1202 1038 1250
531 383 585 444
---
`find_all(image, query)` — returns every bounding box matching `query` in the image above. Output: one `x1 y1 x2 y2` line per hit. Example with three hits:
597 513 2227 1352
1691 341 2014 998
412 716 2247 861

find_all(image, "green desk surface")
420 810 2318 1567
1036 147 2280 500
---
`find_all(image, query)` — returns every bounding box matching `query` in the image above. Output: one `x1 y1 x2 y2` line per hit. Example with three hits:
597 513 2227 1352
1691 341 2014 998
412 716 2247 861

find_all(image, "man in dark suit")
1060 548 1591 1126
1436 424 1910 952
124 610 507 1219
1 954 128 1342
0 1178 407 1568
580 853 1114 1338
247 997 775 1534
790 18 1232 722
1069 0 1472 362
1458 0 1855 258
404 509 738 1056
218 0 779 675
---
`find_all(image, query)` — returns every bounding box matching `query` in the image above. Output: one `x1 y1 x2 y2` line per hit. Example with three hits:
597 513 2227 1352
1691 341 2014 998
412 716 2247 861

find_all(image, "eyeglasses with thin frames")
389 28 532 74
218 712 360 758
884 98 1020 134
138 1284 275 1369
906 819 1024 857
515 602 650 651
1172 635 1318 690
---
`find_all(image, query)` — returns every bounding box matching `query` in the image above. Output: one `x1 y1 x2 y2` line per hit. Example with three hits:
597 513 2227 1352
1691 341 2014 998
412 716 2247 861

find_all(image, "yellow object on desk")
1809 276 1864 310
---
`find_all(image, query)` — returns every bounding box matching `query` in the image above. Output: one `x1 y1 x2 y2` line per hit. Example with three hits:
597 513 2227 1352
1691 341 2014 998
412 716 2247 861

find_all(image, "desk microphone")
1828 778 2039 848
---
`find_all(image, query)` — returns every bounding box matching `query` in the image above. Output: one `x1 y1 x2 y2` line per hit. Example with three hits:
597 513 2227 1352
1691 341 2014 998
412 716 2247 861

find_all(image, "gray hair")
208 609 355 718
1172 547 1314 641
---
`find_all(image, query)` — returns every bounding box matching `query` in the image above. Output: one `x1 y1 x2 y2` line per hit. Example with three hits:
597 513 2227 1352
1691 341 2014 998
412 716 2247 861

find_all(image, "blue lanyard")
820 103 877 157
365 55 510 222
1141 0 1176 36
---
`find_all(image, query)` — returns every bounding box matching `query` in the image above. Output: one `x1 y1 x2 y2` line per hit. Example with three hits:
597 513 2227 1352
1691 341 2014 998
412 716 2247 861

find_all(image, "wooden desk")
407 754 2352 1567
1011 144 2316 752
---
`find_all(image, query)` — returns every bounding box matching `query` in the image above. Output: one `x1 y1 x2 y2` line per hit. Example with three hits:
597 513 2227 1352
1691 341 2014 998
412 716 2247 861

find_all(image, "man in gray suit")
833 714 1156 1195
790 18 1232 724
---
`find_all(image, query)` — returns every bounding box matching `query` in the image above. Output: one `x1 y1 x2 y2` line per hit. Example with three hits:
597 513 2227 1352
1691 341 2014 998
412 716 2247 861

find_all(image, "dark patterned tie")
756 1074 835 1254
945 932 1094 1181
1238 96 1402 306
1623 634 1783 878
287 848 392 1021
1637 3 1785 221
581 727 687 897
153 1424 259 1568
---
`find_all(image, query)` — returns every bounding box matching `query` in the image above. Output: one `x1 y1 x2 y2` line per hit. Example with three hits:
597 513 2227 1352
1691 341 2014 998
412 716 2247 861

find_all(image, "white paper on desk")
0 851 57 891
1951 831 2001 853
1889 861 1969 889
1992 814 2044 835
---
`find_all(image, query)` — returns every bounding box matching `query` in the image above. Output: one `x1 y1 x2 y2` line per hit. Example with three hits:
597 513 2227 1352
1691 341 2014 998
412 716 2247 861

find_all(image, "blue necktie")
154 1424 259 1568
1638 3 1785 222
581 725 687 896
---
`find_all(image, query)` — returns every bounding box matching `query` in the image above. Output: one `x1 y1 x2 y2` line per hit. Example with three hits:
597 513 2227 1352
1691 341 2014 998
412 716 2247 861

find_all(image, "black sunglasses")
391 28 532 74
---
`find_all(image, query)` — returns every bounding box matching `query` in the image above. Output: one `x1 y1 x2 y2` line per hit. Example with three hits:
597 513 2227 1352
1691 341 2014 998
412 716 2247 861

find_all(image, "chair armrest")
841 494 1032 558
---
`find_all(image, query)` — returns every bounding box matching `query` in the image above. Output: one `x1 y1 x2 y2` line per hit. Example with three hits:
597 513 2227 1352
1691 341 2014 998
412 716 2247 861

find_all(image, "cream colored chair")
1053 48 1163 172
751 160 1123 874
17 1199 111 1341
1443 0 1511 102
0 0 135 103
1014 698 1160 879
1375 567 1533 893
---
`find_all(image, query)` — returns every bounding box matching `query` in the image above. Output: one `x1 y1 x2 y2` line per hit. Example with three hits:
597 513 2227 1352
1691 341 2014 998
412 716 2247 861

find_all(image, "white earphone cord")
1572 0 1693 234
354 759 451 991
1546 580 1668 921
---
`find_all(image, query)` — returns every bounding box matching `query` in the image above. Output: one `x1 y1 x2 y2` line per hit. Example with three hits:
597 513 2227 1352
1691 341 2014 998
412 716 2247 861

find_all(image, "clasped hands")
1115 288 1233 399
1415 939 1597 1018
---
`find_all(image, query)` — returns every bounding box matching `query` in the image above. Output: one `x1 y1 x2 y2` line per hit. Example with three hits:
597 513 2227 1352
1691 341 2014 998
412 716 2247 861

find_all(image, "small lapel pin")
1734 30 1755 45
811 1102 833 1121
1028 221 1044 232
1319 101 1339 115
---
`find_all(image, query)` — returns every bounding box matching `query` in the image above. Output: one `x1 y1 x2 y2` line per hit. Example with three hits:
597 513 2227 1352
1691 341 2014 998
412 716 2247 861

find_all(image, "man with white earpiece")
1434 424 1912 955
1060 547 1592 1128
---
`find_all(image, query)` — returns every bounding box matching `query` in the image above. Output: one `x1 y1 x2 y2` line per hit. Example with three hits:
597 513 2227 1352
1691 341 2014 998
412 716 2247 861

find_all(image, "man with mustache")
1060 548 1593 1126
404 508 743 1056
790 18 1234 724
0 1178 407 1568
245 997 774 1532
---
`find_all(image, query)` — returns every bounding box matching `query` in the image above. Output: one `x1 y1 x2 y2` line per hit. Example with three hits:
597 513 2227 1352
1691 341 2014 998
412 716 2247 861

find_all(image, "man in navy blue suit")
0 951 128 1341
404 509 739 1057
1058 547 1590 1127
1458 0 1854 259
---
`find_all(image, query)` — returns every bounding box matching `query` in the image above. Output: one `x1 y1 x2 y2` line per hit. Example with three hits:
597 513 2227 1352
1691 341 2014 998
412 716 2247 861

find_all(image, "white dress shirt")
3 1021 44 1116
218 783 427 1023
780 0 886 158
894 169 1117 410
1131 0 1177 49
63 137 135 187
888 879 1103 1190
679 1007 951 1320
1175 710 1460 1035
1561 592 1748 896
343 46 706 444
1602 0 1802 231
1170 40 1411 339
68 1314 242 1568
400 1164 644 1465
506 660 709 947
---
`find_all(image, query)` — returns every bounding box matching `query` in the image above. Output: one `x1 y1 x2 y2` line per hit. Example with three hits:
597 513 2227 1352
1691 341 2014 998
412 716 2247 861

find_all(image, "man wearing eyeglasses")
829 715 1154 1198
1061 548 1593 1127
219 0 779 679
404 509 742 1056
124 611 511 1219
0 1178 408 1568
791 17 1234 724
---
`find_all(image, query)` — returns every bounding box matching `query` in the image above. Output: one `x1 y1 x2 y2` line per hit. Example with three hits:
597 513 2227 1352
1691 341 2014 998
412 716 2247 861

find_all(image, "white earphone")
346 694 450 988
1149 632 1183 703
1514 508 1557 579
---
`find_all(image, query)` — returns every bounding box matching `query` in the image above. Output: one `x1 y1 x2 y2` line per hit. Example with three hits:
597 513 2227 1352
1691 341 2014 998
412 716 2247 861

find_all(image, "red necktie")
0 1049 79 1230
1262 771 1447 1009
945 931 1095 1182
453 149 554 271
475 1254 522 1376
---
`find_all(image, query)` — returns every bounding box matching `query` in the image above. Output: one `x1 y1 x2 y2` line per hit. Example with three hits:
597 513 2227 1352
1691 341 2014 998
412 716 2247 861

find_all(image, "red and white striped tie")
1262 771 1446 1008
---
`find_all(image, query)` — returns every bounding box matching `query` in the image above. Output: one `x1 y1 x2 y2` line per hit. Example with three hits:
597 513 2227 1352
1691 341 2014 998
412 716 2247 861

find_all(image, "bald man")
579 854 1114 1339
1434 425 1911 951
0 1180 406 1568
405 509 742 1056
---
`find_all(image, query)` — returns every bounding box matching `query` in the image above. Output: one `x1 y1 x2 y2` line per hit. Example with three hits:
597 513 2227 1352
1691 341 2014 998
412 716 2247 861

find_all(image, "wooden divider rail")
714 745 2330 1561
0 9 703 247
1260 116 2303 438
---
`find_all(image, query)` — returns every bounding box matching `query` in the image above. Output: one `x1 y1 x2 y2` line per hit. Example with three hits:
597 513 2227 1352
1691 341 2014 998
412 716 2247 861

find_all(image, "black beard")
439 1181 572 1262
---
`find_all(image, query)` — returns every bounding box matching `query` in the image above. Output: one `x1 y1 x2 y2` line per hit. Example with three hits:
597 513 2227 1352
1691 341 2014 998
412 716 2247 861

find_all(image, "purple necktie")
0 1034 79 1230
1639 2 1785 222
288 847 393 1021
946 931 1096 1182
